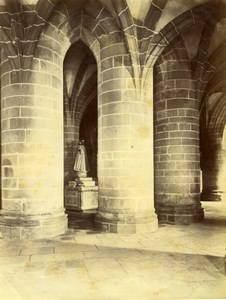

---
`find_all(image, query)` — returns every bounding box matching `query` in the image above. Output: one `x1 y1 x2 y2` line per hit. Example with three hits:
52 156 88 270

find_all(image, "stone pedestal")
65 178 98 211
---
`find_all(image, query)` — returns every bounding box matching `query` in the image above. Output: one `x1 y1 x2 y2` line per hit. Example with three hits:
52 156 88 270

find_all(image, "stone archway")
63 40 98 227
63 40 97 183
199 41 226 203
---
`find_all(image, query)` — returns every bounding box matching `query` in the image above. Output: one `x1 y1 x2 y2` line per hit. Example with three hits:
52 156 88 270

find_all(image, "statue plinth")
65 177 98 211
66 140 98 212
74 171 88 178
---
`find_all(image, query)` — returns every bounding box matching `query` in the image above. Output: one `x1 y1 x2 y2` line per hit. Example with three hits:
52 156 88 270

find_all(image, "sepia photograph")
0 0 226 299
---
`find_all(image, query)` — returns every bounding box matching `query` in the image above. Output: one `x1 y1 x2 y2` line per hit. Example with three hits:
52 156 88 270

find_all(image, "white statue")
73 140 90 178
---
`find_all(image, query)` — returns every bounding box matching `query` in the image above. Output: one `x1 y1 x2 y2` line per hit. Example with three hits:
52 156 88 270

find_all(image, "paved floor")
0 201 226 300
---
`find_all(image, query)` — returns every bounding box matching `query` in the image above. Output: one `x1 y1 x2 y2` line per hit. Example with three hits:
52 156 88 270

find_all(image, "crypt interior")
0 0 226 299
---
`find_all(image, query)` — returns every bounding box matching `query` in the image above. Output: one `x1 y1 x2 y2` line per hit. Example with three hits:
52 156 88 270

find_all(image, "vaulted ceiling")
0 0 226 138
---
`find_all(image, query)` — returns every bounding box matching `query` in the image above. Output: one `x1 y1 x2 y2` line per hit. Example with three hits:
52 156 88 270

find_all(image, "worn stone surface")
0 203 226 300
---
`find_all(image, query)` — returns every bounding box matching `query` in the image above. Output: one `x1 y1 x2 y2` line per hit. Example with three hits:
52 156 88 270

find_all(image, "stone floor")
0 201 226 300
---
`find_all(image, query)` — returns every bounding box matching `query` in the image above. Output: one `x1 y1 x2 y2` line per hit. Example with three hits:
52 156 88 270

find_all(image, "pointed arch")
142 3 218 86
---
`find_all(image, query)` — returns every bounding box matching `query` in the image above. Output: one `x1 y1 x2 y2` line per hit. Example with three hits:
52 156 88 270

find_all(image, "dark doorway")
79 98 97 178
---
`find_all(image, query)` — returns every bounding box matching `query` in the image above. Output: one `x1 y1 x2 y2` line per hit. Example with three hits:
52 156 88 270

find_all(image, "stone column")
154 62 204 224
64 120 78 182
201 134 226 202
95 50 158 233
0 52 67 239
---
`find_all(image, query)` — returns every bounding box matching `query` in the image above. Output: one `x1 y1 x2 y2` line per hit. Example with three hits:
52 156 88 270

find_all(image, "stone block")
167 98 196 109
186 109 198 117
1 119 10 131
2 84 35 98
101 44 127 60
101 79 123 93
65 185 98 211
2 107 20 118
100 138 129 151
52 76 62 88
2 200 21 211
101 57 113 71
176 79 193 88
35 45 53 62
165 89 189 99
2 130 26 143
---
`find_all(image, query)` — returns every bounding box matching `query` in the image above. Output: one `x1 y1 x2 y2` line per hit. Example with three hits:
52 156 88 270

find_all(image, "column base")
95 210 158 233
156 204 204 225
0 208 68 239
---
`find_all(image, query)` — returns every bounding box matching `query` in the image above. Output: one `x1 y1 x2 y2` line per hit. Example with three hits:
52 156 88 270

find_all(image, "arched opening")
200 92 226 203
63 40 98 229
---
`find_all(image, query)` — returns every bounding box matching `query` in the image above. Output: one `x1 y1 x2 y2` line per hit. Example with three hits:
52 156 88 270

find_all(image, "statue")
73 140 90 178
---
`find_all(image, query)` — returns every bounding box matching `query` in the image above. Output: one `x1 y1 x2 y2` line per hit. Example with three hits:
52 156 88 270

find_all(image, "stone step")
68 179 98 188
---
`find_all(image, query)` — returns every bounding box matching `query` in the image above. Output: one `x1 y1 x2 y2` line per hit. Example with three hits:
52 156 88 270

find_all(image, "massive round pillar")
201 133 226 202
154 60 204 224
95 51 158 233
0 50 67 239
